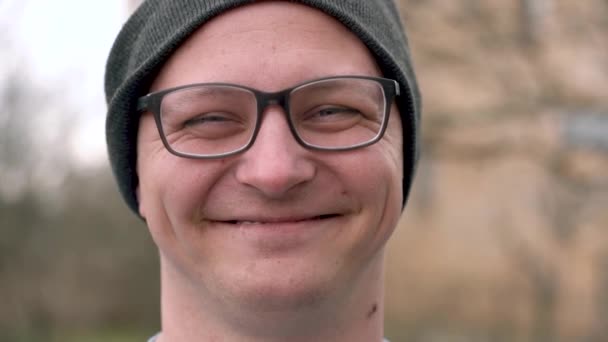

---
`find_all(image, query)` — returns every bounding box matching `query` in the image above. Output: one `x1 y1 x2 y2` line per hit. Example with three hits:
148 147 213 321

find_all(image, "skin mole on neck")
366 303 378 319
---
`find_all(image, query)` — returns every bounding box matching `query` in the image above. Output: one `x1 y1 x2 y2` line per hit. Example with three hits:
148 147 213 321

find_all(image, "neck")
157 251 387 342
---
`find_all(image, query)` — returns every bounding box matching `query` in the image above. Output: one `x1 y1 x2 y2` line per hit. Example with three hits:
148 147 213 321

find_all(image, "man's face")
136 2 403 310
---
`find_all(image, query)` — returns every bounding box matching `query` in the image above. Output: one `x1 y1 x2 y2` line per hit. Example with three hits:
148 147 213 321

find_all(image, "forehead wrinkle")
196 25 350 56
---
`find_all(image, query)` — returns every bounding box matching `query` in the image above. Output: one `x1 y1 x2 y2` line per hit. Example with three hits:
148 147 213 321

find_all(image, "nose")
235 106 316 198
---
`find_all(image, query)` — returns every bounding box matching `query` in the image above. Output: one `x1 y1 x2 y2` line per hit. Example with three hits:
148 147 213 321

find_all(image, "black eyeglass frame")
137 75 400 159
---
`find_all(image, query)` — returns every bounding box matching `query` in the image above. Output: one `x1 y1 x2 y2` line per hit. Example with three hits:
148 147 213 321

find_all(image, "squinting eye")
303 106 363 122
184 113 235 127
317 107 357 116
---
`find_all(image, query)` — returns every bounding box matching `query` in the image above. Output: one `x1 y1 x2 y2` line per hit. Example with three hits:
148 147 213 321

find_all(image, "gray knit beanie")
105 0 421 215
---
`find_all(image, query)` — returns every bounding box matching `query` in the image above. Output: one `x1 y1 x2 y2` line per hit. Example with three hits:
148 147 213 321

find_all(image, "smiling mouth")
222 214 340 225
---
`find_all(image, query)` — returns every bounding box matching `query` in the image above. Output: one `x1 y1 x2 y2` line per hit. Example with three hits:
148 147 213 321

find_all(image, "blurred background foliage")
1 0 607 341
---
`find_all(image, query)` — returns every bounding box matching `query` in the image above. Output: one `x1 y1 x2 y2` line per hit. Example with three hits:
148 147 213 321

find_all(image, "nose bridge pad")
263 94 288 120
255 93 300 150
257 106 294 149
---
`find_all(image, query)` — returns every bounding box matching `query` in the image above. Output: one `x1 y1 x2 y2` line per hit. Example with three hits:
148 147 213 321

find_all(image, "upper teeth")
228 216 331 225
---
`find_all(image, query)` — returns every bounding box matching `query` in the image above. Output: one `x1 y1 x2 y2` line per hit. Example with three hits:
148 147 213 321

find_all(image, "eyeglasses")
137 75 400 159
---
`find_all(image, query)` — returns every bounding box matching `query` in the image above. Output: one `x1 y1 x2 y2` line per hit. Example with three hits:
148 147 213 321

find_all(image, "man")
105 0 420 341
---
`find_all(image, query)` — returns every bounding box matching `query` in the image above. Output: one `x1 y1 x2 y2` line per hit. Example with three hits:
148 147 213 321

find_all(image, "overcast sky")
2 0 127 166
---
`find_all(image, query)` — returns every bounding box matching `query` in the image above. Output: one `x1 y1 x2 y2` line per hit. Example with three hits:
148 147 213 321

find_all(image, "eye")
183 112 237 127
317 107 357 117
304 105 362 121
173 111 249 141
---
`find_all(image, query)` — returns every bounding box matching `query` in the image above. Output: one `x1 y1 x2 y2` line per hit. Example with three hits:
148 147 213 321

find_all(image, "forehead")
150 1 382 92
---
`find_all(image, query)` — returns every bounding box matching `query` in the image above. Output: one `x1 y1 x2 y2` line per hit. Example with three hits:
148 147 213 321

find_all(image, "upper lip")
210 213 341 224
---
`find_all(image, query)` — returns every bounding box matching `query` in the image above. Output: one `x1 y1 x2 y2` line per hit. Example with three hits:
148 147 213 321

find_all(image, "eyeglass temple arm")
136 95 151 112
392 80 400 96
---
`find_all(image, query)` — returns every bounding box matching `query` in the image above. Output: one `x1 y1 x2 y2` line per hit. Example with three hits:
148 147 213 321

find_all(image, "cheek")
324 142 402 264
136 114 224 224
330 135 402 219
362 146 402 211
349 111 403 235
140 155 225 225
137 154 231 268
359 109 403 205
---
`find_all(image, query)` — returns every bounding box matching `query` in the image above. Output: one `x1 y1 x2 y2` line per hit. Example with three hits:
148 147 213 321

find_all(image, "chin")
217 258 340 312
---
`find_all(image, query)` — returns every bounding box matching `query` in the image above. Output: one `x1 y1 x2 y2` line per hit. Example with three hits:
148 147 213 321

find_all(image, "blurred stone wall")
385 1 608 341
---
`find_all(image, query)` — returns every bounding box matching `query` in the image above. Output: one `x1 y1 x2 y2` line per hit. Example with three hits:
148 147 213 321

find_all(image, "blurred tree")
0 49 158 341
